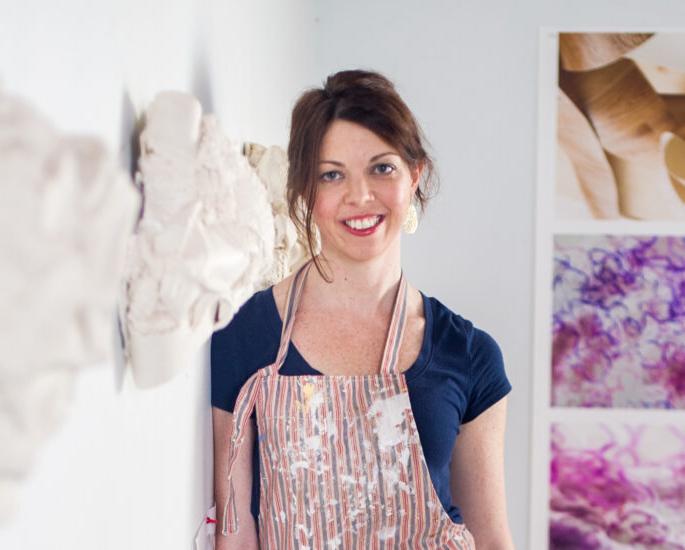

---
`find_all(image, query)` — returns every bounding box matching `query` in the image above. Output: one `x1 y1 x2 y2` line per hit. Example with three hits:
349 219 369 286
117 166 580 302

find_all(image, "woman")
211 70 514 549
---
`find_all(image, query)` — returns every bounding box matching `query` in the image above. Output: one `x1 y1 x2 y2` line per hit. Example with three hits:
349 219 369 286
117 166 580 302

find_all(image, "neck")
306 245 403 317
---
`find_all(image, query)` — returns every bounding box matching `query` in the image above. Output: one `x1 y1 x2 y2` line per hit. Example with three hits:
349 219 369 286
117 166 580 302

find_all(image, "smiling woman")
211 70 514 549
285 70 436 282
311 119 422 265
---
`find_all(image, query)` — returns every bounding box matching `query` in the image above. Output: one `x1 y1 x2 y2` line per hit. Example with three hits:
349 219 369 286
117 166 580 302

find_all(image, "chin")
319 227 400 264
327 243 392 265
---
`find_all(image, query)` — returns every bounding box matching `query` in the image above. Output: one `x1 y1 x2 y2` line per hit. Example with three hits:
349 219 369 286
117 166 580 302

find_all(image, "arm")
450 396 515 550
213 406 259 550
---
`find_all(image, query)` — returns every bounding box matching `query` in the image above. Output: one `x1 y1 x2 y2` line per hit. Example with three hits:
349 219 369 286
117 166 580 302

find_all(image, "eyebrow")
318 151 399 166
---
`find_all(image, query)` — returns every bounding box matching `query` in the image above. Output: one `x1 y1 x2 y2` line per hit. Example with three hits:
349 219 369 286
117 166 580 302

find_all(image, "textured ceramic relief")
550 422 685 549
119 91 275 389
556 33 685 220
552 235 685 408
243 143 313 286
0 90 138 520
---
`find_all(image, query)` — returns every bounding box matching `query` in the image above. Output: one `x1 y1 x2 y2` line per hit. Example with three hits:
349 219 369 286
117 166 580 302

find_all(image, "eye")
373 163 396 176
319 170 343 182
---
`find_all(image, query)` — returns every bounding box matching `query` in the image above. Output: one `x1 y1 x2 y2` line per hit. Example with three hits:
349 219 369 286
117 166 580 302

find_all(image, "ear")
410 161 424 194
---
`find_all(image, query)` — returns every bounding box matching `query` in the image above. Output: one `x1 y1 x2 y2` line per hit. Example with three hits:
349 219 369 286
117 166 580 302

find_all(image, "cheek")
385 188 411 216
312 192 338 225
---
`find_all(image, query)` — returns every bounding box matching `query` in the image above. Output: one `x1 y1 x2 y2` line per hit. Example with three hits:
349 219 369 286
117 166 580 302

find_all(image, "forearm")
214 517 259 550
212 407 259 549
451 399 513 550
473 536 516 550
213 466 259 548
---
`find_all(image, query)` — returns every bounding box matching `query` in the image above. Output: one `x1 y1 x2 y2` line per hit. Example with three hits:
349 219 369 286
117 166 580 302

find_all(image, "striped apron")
220 259 476 549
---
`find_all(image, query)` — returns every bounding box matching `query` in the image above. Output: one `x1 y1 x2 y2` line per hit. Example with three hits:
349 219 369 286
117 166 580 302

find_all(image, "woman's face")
313 119 420 265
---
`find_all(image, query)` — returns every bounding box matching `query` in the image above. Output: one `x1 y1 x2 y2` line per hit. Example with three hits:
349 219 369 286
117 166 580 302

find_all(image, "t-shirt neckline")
266 284 434 381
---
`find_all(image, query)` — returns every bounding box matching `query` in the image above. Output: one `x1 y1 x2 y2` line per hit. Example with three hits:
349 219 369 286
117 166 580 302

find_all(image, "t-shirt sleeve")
462 327 512 423
210 292 274 412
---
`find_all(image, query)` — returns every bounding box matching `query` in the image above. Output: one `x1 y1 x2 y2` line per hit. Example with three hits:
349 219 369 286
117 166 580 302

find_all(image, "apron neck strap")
272 259 313 370
380 271 408 375
272 258 409 375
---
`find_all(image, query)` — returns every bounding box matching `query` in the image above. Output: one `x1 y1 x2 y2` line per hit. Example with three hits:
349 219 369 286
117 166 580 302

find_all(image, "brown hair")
287 69 438 281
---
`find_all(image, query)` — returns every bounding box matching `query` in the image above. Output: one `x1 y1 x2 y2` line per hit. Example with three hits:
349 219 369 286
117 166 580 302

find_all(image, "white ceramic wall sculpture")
0 90 139 522
120 91 275 389
243 142 314 286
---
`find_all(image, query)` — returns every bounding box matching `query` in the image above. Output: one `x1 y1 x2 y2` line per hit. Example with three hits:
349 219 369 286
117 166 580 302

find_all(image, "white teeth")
344 215 381 230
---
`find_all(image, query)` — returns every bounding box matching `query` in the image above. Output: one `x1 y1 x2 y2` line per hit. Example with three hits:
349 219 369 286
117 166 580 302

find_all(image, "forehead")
319 119 399 161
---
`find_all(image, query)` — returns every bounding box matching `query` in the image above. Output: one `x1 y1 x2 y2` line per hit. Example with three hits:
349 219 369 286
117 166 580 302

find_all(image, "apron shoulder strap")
380 271 408 375
271 258 313 373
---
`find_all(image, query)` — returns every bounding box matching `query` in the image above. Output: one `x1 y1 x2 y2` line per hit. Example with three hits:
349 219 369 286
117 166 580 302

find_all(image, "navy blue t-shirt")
211 286 512 525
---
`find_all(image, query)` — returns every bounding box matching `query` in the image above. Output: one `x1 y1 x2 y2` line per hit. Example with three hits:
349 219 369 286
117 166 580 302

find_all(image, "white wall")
312 1 685 548
5 1 685 549
0 1 317 548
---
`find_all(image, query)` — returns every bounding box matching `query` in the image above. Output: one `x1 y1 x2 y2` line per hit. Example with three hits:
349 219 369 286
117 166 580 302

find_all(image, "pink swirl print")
550 422 685 549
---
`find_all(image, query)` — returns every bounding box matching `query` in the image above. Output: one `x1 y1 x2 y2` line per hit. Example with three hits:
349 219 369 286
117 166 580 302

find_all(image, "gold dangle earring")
402 201 418 234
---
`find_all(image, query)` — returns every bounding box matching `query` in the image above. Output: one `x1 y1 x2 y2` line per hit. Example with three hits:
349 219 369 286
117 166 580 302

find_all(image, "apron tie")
221 260 311 535
220 368 263 536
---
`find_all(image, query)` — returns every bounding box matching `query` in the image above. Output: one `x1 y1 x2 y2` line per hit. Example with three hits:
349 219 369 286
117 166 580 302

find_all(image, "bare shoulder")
271 272 295 321
406 283 424 319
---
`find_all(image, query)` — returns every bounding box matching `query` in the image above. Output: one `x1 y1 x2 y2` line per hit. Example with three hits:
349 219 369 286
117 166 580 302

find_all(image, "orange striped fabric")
221 259 476 549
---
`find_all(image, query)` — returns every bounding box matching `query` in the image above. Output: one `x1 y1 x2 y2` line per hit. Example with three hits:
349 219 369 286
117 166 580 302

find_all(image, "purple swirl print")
552 235 685 408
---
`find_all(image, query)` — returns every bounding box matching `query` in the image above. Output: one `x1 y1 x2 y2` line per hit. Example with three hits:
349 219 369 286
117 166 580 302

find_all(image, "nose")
343 172 374 205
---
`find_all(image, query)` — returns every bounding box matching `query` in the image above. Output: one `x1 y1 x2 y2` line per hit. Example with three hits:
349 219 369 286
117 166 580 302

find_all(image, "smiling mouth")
342 215 383 230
